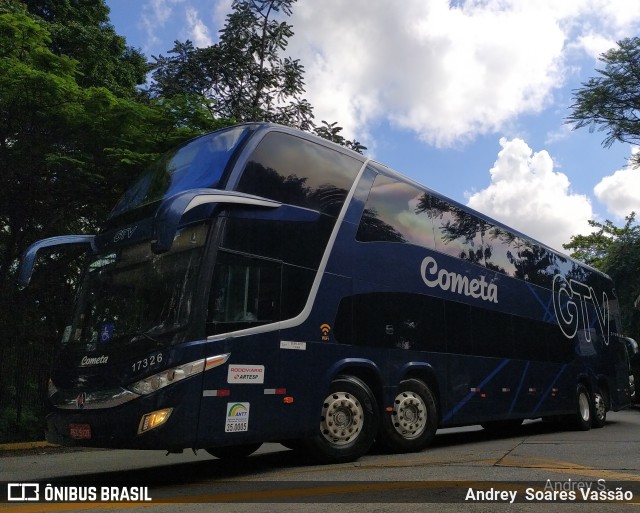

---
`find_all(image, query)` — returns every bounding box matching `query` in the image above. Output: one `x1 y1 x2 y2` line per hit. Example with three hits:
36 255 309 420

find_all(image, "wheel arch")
595 375 611 410
396 362 442 423
326 358 384 413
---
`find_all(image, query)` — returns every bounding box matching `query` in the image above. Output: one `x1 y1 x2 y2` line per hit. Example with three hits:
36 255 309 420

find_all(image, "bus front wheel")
305 375 378 463
379 379 438 453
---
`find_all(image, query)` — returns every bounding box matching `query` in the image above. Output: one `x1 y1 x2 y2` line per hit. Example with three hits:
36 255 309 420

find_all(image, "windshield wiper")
130 331 159 344
127 324 186 345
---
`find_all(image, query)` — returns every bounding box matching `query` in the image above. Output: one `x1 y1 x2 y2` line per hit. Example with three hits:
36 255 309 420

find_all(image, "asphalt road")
3 409 640 512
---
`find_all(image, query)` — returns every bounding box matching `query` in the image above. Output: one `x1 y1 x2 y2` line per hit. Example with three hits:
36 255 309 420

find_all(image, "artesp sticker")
227 364 265 384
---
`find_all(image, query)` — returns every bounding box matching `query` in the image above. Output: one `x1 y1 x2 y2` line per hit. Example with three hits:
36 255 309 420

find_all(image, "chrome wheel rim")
594 393 605 420
320 391 363 446
391 390 427 439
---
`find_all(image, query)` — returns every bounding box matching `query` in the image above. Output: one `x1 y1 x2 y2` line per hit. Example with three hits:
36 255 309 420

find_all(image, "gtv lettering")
552 274 609 345
113 226 137 242
420 256 498 303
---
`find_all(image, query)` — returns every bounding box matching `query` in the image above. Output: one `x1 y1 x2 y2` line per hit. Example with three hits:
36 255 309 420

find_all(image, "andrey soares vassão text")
465 480 634 503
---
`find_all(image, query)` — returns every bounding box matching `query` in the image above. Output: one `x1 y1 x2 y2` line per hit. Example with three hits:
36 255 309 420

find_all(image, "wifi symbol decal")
320 323 331 340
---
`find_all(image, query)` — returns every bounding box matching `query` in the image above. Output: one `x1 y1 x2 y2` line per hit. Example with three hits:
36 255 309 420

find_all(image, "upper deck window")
236 132 363 216
110 125 250 218
356 175 435 246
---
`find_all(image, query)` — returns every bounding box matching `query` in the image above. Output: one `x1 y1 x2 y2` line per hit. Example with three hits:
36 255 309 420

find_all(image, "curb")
0 441 57 451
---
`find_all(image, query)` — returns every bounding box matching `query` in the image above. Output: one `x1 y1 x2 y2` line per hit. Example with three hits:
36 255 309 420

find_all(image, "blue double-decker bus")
20 123 633 463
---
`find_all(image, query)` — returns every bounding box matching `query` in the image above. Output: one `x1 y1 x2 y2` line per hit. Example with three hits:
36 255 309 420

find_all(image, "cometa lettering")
80 355 109 366
421 256 498 303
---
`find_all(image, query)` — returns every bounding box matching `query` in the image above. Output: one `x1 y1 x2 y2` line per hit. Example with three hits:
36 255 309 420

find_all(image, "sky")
105 0 640 252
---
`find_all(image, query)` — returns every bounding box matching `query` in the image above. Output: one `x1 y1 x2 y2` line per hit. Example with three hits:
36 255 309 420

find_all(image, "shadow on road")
35 416 629 487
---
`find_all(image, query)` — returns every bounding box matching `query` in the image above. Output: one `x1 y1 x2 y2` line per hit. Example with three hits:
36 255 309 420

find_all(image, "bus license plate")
69 423 91 440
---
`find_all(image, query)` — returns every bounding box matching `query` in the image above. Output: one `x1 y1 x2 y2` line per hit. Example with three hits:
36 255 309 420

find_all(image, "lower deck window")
206 251 316 336
334 292 573 362
208 253 280 334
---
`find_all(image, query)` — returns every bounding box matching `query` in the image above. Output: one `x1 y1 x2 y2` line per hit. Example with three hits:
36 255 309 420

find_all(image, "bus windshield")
110 125 250 218
64 224 208 350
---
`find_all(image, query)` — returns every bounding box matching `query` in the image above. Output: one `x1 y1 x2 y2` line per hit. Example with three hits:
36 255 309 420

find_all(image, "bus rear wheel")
304 375 378 463
379 379 438 453
205 442 262 459
573 384 592 431
592 390 607 429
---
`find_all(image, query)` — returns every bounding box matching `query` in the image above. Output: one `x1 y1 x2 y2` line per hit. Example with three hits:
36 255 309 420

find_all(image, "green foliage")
23 0 148 97
564 213 640 340
0 1 229 442
567 37 640 167
0 407 45 444
313 120 368 153
0 0 368 442
565 36 640 338
150 0 366 153
151 0 313 129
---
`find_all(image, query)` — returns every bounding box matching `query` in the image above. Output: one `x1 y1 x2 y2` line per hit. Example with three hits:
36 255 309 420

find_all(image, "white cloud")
466 138 594 251
594 152 640 218
210 0 233 34
185 7 213 47
139 0 222 55
289 0 640 147
140 0 184 54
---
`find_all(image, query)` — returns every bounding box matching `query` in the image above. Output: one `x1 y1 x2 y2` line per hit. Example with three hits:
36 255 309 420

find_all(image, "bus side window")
207 253 281 335
356 175 436 248
429 197 484 264
470 307 514 358
333 293 447 352
483 225 518 277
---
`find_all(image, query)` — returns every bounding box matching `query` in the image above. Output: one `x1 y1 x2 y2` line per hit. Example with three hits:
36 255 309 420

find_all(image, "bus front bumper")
45 383 201 451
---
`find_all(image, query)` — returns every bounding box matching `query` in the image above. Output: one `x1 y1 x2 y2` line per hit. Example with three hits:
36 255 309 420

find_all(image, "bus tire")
592 391 607 429
206 442 262 459
304 375 378 464
379 379 438 453
573 384 592 431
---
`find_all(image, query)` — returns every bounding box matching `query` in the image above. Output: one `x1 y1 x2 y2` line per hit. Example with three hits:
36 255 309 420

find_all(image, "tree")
565 37 640 339
0 1 228 442
151 0 314 130
22 0 147 97
567 37 640 167
313 120 368 154
563 213 640 340
150 0 366 152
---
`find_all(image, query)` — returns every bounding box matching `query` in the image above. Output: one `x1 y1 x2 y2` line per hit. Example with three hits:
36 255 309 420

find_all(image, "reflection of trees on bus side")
415 192 591 288
253 165 612 292
416 194 486 267
508 242 555 288
357 208 407 243
238 162 348 216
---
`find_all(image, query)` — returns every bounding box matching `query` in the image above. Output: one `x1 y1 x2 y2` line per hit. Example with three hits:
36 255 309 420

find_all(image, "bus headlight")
127 354 230 395
128 359 205 395
138 408 173 434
